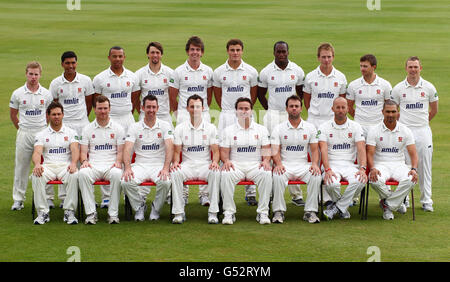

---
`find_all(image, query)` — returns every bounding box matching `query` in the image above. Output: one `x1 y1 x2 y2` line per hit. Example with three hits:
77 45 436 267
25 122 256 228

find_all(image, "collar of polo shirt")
185 60 204 72
317 66 336 78
48 125 67 134
142 118 161 130
404 77 424 88
331 119 350 129
147 63 164 75
360 74 379 86
236 120 255 130
273 60 293 71
108 67 128 77
188 119 205 130
94 119 113 128
225 60 245 71
286 119 305 129
24 83 43 94
61 72 80 83
381 121 400 132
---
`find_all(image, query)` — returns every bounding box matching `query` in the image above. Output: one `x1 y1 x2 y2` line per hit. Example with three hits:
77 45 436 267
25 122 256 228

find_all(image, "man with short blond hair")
10 61 53 211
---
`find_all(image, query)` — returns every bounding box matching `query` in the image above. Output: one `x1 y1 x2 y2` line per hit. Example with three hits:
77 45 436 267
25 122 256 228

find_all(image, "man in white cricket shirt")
346 54 392 137
121 95 173 222
220 97 272 225
10 61 53 211
170 94 221 224
367 100 418 220
92 46 139 208
78 96 125 224
169 36 214 204
271 95 322 224
258 41 306 207
134 42 174 126
169 36 213 125
391 56 438 212
49 51 95 208
213 38 259 206
31 102 79 225
319 97 368 220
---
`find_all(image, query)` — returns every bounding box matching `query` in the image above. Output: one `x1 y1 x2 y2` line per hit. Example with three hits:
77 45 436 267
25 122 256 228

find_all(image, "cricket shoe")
135 202 147 222
303 211 320 223
272 211 285 223
222 214 236 225
63 210 78 225
257 213 271 225
11 201 24 211
34 212 50 225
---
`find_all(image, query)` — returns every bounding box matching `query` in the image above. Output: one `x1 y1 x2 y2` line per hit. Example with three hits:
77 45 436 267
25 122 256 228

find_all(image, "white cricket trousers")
220 162 272 216
264 110 304 200
78 165 122 217
323 161 366 214
171 162 220 215
405 126 433 205
13 127 45 202
272 162 322 213
31 163 78 214
370 162 415 211
121 163 171 214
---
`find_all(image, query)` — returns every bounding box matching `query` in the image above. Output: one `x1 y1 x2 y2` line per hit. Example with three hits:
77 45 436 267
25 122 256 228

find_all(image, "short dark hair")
61 51 77 63
185 36 204 52
142 94 158 106
360 54 377 66
274 41 289 52
109 46 124 56
46 101 64 115
235 97 253 110
285 95 302 107
146 42 163 55
93 95 110 108
406 56 421 66
383 99 398 109
187 94 204 107
226 39 244 50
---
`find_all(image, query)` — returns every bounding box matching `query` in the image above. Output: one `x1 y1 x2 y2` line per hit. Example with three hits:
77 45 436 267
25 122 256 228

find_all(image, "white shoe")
303 211 320 223
272 211 284 223
172 214 184 224
423 203 434 212
11 201 24 211
64 210 78 225
340 209 351 219
380 199 394 220
135 202 147 222
85 212 98 225
208 212 218 224
397 203 407 214
47 199 55 209
324 204 339 220
34 212 50 225
257 213 271 225
108 216 120 224
200 195 210 206
222 214 235 225
149 202 160 221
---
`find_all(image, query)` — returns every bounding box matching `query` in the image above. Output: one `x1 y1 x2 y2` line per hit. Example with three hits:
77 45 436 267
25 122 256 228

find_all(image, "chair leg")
364 183 369 220
411 189 415 221
124 195 131 221
169 187 173 221
32 192 35 221
320 183 324 220
359 187 364 219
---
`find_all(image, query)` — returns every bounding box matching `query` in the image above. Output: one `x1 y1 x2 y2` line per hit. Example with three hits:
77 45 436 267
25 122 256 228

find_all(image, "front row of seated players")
31 94 418 225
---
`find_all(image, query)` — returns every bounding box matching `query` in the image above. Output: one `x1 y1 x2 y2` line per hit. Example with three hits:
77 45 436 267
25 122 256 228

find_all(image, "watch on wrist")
411 168 417 171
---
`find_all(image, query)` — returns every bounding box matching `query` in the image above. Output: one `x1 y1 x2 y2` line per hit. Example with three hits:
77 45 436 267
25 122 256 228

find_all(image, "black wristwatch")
410 168 417 171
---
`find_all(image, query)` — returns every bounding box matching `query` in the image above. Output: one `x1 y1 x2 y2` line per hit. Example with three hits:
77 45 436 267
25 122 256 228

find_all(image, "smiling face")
382 103 399 127
332 97 348 123
48 107 64 128
236 100 252 122
405 59 422 80
94 101 110 122
62 57 77 76
108 48 125 70
26 67 41 86
360 60 376 78
286 98 302 120
147 46 162 65
143 99 159 121
187 44 204 64
227 44 243 64
274 43 289 66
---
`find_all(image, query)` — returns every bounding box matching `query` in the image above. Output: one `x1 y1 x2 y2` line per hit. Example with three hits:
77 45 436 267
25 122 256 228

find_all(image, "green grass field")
0 0 449 262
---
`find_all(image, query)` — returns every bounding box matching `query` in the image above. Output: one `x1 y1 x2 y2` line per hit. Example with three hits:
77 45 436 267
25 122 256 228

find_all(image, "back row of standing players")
10 36 438 221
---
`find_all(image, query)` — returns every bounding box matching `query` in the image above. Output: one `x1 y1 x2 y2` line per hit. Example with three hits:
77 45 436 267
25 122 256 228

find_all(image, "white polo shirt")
49 72 94 122
366 122 415 163
270 119 317 164
220 121 270 163
346 75 392 126
80 119 125 166
169 61 213 112
258 60 305 111
304 66 347 119
92 67 139 117
174 120 218 164
9 84 53 130
318 119 365 162
35 125 78 164
213 60 258 111
135 63 174 117
391 77 438 128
